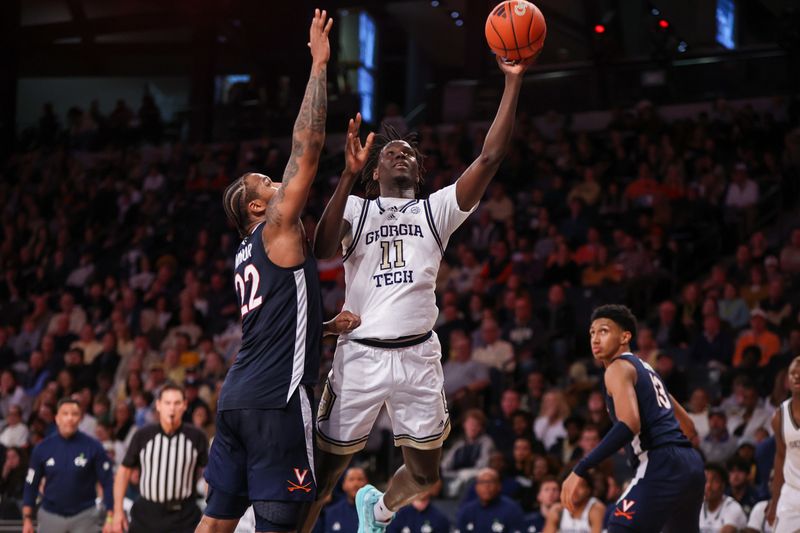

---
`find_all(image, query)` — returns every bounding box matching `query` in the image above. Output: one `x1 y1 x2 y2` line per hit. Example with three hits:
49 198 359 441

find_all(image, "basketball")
485 0 547 62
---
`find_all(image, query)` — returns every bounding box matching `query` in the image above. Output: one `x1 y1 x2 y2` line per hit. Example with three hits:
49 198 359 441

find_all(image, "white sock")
373 495 394 523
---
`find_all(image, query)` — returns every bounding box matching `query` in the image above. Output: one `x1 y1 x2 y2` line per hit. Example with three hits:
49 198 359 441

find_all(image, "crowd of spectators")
0 92 799 531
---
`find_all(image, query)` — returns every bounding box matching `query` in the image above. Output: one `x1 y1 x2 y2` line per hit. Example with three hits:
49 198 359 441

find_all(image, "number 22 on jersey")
234 264 263 316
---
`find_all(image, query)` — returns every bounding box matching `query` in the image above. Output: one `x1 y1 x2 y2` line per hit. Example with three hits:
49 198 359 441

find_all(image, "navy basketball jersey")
218 222 323 410
605 353 688 464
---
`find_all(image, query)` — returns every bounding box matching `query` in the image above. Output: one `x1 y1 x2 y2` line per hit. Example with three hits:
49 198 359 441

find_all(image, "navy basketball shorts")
607 445 705 533
204 385 316 528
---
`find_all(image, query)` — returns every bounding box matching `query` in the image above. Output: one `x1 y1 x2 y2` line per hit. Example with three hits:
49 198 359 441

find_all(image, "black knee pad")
252 500 301 531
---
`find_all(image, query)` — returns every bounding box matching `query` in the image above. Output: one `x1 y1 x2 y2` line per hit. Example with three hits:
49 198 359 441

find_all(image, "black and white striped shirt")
122 423 208 503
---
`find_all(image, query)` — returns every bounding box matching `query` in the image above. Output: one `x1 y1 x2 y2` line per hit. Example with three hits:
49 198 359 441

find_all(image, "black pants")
129 498 202 533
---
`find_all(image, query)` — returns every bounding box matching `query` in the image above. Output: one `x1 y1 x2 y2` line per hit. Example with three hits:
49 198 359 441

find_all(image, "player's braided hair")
590 304 638 340
223 173 258 238
361 124 425 199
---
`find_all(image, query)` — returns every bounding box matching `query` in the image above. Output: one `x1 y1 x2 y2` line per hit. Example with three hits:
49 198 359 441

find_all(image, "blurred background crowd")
0 88 799 531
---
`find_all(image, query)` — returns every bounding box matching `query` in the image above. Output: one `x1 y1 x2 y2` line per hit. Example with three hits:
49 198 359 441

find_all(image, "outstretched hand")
308 8 334 66
495 54 535 77
344 113 375 176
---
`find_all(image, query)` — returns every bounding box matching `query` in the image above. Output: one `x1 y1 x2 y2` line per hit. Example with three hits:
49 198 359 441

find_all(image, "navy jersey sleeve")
23 442 44 507
92 440 114 510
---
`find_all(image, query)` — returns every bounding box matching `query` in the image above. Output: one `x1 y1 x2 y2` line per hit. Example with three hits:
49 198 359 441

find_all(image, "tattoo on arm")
266 67 327 227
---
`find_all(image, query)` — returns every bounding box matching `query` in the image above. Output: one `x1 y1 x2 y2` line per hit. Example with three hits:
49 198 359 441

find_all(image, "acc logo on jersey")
287 468 312 493
613 499 636 520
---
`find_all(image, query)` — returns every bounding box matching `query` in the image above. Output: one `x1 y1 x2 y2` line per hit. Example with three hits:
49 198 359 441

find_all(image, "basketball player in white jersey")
543 476 604 533
299 55 533 533
766 356 800 532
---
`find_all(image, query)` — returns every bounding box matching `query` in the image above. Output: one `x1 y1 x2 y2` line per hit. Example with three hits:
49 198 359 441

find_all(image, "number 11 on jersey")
379 240 406 270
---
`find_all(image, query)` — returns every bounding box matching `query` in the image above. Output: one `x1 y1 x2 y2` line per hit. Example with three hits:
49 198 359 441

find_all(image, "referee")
111 383 208 533
23 397 114 533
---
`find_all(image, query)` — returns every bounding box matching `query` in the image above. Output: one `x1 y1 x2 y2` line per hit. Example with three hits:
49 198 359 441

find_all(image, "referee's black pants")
129 498 202 533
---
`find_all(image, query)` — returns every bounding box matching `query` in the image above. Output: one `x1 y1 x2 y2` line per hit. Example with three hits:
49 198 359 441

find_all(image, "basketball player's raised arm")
266 9 332 227
453 55 531 211
314 113 374 259
766 408 784 526
669 393 698 445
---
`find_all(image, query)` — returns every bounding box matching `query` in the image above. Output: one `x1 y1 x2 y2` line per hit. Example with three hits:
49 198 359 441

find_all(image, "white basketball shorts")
775 484 800 533
316 331 451 454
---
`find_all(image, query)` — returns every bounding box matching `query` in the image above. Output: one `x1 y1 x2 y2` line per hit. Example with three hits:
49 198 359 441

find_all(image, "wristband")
106 514 114 524
573 420 634 479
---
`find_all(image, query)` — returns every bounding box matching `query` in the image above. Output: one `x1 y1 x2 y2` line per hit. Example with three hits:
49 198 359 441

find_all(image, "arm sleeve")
426 184 478 244
573 421 634 479
93 442 114 511
121 429 143 468
23 445 43 507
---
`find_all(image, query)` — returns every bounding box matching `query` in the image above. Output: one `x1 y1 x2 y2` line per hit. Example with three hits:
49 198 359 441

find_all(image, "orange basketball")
485 0 546 62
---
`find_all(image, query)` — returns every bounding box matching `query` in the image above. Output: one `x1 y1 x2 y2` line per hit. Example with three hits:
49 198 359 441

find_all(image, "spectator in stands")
442 331 490 417
701 408 739 464
534 390 569 449
387 485 450 533
689 312 735 371
727 379 772 444
760 278 793 333
0 404 29 448
538 284 576 361
699 463 748 532
581 245 622 287
488 389 523 456
322 467 366 533
726 457 759 516
502 295 544 358
441 409 495 497
724 162 759 239
740 266 769 309
0 370 30 419
686 388 710 441
526 476 560 532
718 282 751 331
733 308 781 367
650 300 689 350
484 183 515 223
543 474 604 533
0 447 25 521
471 317 515 374
522 370 546 415
455 468 525 533
779 227 800 275
548 415 583 466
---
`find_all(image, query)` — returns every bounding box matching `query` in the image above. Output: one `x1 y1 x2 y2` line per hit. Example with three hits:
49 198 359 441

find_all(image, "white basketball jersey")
781 399 800 491
559 497 599 533
339 184 475 339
